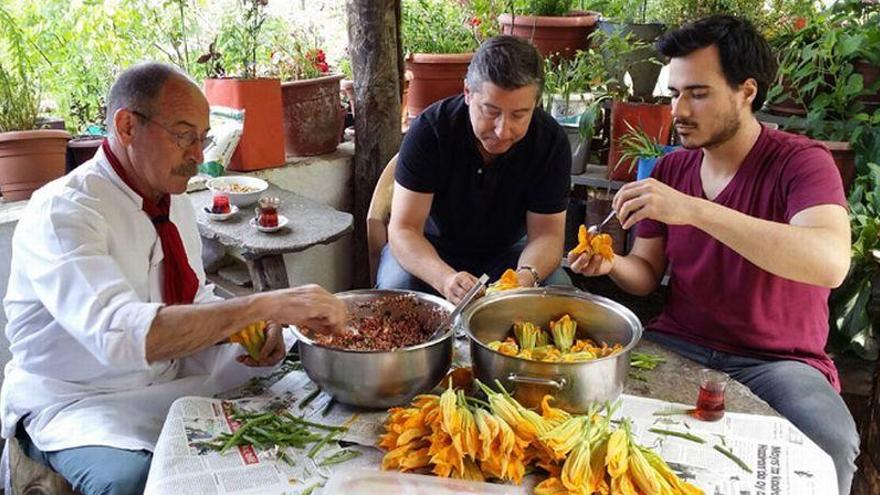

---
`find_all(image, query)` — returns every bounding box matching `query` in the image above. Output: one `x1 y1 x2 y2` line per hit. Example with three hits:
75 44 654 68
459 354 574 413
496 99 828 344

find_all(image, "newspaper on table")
144 370 837 495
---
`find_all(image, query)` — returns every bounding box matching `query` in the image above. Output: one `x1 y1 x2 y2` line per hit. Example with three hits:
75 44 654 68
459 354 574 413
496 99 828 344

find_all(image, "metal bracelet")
517 265 540 287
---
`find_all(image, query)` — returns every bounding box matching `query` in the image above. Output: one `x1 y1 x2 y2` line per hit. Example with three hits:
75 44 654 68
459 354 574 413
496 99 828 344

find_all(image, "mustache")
674 119 698 127
172 162 198 177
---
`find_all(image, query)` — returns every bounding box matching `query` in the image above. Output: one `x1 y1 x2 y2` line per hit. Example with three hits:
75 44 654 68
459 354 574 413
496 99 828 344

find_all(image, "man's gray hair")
105 62 195 131
464 35 544 96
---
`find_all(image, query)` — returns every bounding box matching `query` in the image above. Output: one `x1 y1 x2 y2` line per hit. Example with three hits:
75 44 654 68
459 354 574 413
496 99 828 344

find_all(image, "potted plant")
267 31 345 157
0 7 69 202
830 161 880 360
402 0 487 122
585 29 673 181
200 0 285 171
498 0 599 60
595 0 666 99
544 49 608 174
765 2 880 191
613 120 677 180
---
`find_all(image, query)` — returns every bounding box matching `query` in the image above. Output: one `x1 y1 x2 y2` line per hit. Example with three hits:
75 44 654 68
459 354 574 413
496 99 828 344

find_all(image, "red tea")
258 206 278 228
695 383 725 421
211 193 231 214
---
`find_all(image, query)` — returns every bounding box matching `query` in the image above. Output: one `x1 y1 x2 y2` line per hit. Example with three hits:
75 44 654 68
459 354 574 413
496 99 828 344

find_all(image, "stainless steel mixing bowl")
462 286 642 413
289 289 455 409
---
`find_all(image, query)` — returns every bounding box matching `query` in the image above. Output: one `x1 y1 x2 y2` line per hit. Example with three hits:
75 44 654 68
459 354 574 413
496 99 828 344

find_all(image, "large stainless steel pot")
289 289 455 409
462 287 642 413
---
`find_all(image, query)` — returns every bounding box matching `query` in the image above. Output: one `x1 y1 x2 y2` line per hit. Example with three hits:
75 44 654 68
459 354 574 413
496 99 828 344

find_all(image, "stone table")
625 339 780 416
189 182 353 291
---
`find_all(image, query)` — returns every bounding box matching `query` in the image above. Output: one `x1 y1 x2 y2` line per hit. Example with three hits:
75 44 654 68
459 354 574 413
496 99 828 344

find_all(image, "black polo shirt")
396 94 571 258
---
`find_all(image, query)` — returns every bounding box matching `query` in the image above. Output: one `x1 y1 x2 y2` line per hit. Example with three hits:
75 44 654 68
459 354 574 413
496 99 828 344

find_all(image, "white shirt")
1 149 270 452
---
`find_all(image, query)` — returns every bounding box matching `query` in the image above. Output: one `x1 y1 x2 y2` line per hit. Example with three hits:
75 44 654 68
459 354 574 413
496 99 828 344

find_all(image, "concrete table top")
626 339 780 417
188 182 353 260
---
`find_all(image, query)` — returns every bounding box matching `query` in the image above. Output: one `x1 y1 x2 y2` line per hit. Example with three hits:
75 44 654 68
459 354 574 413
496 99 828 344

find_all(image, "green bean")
321 398 335 417
308 429 341 459
281 411 347 432
219 414 273 454
649 428 706 444
298 388 321 409
714 444 753 473
319 449 362 466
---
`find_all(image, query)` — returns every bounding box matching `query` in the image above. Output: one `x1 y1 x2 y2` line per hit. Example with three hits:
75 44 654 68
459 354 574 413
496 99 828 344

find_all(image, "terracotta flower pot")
204 78 285 171
607 101 673 182
66 135 103 173
405 53 473 122
281 74 345 157
0 129 70 201
498 12 599 60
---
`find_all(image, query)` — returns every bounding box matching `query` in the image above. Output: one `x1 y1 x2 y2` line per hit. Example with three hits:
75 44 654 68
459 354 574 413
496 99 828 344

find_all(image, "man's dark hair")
656 15 777 112
465 35 544 96
105 62 194 131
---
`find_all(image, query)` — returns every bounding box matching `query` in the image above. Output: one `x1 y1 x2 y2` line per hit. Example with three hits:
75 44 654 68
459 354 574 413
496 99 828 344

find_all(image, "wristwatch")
517 265 541 287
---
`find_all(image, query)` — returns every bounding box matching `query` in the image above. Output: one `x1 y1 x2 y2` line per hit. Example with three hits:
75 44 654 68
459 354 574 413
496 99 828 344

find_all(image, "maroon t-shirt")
637 126 847 390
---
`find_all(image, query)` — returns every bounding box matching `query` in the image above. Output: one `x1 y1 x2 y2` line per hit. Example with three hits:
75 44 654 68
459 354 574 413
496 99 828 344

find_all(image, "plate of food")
206 176 268 206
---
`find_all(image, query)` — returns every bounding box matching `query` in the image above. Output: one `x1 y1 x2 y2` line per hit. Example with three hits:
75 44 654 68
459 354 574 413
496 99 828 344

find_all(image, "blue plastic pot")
636 145 680 180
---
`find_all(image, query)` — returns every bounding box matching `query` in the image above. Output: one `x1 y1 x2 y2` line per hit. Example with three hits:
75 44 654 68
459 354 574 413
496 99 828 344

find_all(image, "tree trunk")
346 0 404 288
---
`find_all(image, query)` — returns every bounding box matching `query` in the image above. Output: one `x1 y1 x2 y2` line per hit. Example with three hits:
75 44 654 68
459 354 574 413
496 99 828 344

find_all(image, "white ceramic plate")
203 204 239 222
250 214 288 233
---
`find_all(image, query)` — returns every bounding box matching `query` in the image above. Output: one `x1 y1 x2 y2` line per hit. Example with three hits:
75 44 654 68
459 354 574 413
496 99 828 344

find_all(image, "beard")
676 104 741 150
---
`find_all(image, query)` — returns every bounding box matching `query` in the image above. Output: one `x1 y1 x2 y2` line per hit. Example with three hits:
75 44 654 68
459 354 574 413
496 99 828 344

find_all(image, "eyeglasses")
130 110 213 151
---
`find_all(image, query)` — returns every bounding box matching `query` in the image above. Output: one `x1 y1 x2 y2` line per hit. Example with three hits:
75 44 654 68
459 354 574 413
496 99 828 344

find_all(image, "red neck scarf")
102 139 198 305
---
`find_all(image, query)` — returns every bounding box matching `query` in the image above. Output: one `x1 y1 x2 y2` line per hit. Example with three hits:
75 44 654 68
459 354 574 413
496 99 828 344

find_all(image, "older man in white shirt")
0 62 346 495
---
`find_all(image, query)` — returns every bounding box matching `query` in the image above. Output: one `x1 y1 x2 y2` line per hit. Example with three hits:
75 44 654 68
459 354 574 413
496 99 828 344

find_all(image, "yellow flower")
487 338 520 356
540 395 572 427
549 314 577 352
487 268 519 293
642 447 706 495
629 443 662 494
539 416 586 461
534 476 576 495
228 321 267 360
514 321 546 351
605 427 629 478
560 434 592 491
568 225 614 262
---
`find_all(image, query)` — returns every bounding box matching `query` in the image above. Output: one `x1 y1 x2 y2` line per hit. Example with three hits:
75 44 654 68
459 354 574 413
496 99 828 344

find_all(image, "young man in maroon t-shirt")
569 16 858 494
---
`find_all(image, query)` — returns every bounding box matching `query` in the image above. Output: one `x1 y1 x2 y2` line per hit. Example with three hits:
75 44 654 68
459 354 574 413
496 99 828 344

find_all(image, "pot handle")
507 373 567 390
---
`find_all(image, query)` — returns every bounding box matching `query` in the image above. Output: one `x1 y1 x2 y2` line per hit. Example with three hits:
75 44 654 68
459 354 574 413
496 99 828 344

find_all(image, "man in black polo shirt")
377 35 572 304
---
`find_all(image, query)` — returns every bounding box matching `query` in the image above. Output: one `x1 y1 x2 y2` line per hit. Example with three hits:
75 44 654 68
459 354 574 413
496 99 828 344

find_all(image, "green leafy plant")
337 55 353 80
586 29 637 101
830 161 880 360
613 120 664 174
208 0 272 79
512 0 577 16
0 6 40 132
267 27 332 81
402 0 480 55
767 0 880 143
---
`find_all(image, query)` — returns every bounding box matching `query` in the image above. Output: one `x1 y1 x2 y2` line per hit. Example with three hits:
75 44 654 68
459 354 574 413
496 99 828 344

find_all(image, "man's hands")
613 178 696 230
262 284 347 334
567 250 614 277
441 271 479 304
237 321 286 367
